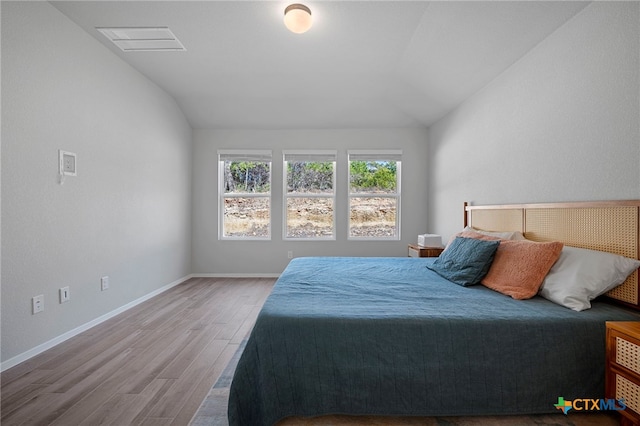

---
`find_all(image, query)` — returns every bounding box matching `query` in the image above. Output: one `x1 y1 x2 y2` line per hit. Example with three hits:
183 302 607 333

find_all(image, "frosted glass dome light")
284 4 312 34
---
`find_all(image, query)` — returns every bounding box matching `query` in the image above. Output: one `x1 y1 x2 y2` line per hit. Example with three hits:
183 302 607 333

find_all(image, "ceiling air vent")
96 27 186 52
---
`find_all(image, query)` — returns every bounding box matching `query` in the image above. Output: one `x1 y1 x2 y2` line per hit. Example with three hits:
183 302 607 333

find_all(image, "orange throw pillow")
481 240 563 300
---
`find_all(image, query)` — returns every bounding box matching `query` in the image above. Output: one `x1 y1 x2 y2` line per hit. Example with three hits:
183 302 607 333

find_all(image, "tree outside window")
283 151 336 240
348 150 401 240
218 150 271 240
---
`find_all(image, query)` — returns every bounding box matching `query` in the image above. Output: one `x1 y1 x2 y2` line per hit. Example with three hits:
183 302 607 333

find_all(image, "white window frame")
347 149 402 241
218 149 272 240
283 150 337 241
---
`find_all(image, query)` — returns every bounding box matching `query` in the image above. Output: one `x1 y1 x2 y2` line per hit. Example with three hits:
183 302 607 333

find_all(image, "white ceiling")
51 1 589 129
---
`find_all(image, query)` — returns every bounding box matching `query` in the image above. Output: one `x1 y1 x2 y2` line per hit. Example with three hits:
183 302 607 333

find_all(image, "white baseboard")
0 274 193 373
191 273 280 278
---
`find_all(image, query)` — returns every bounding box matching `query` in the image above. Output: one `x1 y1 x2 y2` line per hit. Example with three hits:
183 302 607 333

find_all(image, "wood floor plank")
118 329 203 394
0 277 275 425
143 339 230 419
4 347 133 424
128 379 178 425
231 305 263 344
140 417 174 426
77 379 173 426
0 383 49 423
29 348 142 424
0 368 51 402
169 343 240 426
1 392 65 426
38 326 145 386
215 303 255 340
45 340 145 394
157 323 223 379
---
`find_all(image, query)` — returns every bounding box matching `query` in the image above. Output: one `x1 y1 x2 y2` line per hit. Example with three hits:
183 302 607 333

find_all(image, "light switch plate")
59 286 70 303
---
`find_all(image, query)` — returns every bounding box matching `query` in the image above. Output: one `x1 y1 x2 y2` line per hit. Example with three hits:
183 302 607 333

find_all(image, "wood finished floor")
0 277 275 426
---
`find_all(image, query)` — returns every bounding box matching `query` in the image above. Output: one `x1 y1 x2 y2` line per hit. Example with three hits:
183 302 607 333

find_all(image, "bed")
228 200 640 426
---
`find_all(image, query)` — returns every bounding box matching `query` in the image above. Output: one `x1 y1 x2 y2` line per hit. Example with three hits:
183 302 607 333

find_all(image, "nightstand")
408 244 444 258
606 321 640 426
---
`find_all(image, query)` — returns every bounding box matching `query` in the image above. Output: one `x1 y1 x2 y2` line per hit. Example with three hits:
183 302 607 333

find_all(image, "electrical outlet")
32 295 44 314
101 276 109 291
63 154 75 173
59 286 70 303
287 251 293 259
58 150 77 176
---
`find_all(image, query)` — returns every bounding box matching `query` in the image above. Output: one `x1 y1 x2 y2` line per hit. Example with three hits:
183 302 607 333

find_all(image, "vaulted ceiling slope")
51 1 589 129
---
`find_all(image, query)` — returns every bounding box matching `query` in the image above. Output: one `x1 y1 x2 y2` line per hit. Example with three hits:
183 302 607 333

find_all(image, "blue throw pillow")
427 236 500 287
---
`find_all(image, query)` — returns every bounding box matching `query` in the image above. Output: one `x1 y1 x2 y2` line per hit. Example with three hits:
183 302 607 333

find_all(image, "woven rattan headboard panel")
465 201 640 308
465 208 524 234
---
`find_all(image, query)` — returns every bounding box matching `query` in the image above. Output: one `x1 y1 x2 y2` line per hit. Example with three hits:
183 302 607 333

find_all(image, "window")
283 150 336 240
348 150 401 240
218 150 271 240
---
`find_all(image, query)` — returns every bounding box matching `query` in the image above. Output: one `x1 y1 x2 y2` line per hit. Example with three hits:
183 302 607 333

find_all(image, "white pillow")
463 226 526 241
539 246 640 311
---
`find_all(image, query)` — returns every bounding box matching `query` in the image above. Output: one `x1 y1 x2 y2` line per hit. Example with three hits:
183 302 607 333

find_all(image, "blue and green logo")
554 397 626 415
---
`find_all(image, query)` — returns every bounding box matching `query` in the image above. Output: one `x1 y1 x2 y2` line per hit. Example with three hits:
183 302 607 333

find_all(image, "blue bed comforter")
228 257 640 425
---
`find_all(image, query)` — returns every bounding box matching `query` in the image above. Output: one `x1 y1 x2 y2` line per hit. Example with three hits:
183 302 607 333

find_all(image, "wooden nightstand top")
408 244 444 258
607 322 640 337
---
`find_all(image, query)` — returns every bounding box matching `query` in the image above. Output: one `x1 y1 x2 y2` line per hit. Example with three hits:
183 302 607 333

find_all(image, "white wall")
1 2 192 365
192 128 429 275
427 2 640 241
5 0 635 368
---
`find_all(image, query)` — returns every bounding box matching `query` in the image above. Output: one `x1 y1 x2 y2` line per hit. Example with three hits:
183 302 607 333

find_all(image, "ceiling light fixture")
284 4 312 34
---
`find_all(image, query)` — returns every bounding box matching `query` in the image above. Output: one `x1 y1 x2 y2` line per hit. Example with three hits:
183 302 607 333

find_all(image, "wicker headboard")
464 200 640 309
